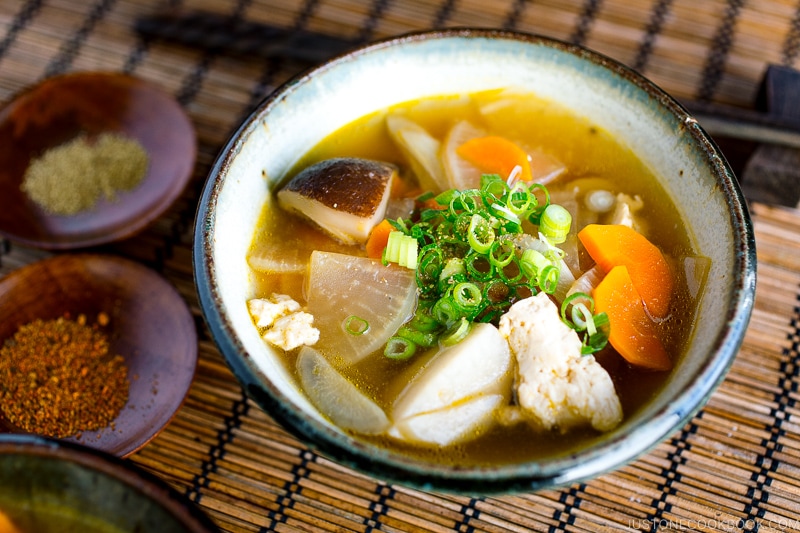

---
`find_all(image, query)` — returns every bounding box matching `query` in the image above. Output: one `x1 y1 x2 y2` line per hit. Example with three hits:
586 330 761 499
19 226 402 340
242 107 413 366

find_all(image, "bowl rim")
193 28 757 494
0 434 220 531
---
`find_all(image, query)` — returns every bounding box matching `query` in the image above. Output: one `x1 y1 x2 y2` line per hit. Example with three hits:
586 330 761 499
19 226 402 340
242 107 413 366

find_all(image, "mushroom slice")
277 157 397 245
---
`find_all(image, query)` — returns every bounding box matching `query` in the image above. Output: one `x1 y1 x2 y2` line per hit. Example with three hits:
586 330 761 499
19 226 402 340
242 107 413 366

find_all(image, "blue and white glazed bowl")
193 29 756 494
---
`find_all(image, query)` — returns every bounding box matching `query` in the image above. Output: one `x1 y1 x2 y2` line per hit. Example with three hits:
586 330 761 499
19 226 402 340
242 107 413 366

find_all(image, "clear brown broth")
249 91 699 465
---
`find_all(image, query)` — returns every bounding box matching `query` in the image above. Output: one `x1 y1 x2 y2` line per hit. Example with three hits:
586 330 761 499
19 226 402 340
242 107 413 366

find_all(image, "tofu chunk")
247 294 319 350
247 294 301 328
498 293 622 432
262 311 319 351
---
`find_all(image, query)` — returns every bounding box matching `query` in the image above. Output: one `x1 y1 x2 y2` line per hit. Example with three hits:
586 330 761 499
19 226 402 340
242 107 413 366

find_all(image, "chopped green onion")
481 174 508 201
380 175 596 349
440 317 471 346
435 189 459 206
539 204 572 244
539 265 560 294
526 183 550 224
464 253 495 282
560 292 609 355
518 248 559 293
384 337 417 360
452 282 482 311
417 245 444 292
407 308 442 333
383 230 418 269
581 312 610 355
507 181 535 216
343 315 369 336
396 325 438 348
488 202 522 226
561 292 594 328
439 257 466 282
488 240 515 268
570 302 594 332
432 296 461 325
467 214 495 253
483 279 512 303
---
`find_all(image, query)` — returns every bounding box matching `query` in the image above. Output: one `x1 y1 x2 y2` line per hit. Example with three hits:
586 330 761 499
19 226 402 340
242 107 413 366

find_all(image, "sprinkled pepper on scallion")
381 173 609 359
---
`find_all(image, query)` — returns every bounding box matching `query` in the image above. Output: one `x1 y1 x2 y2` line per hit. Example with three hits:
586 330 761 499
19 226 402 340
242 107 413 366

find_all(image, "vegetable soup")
246 89 706 465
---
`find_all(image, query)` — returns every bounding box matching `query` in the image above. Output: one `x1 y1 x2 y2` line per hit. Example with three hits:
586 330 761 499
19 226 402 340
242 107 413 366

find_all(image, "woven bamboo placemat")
2 0 800 531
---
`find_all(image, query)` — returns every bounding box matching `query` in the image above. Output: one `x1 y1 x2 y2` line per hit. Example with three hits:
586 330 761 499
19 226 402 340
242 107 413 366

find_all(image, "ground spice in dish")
0 313 129 438
20 132 149 215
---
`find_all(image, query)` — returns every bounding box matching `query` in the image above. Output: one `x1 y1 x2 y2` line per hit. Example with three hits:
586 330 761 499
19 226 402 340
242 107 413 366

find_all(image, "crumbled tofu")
609 193 644 231
247 294 301 328
247 294 319 350
498 292 622 433
262 311 320 351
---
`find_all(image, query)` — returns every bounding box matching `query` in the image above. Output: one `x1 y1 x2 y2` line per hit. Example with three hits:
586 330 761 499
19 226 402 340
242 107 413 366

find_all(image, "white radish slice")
442 120 486 190
296 347 390 435
386 115 448 192
306 251 417 365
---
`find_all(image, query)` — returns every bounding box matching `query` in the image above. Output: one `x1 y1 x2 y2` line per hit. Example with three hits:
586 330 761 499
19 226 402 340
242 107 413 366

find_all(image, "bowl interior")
197 30 755 491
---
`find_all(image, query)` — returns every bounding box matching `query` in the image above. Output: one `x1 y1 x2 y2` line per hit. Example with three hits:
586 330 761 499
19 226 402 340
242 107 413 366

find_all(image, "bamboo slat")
3 0 800 531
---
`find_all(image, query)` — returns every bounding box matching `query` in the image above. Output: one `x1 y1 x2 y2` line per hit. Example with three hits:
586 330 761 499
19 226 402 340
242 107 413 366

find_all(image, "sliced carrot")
594 265 672 371
455 136 533 183
365 219 394 259
420 196 445 210
577 224 673 318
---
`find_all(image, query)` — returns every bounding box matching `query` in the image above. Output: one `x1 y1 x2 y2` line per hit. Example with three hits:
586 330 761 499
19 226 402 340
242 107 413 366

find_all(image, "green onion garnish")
561 292 610 355
384 337 417 360
539 204 572 244
343 315 370 336
383 230 418 269
379 175 606 358
440 317 471 346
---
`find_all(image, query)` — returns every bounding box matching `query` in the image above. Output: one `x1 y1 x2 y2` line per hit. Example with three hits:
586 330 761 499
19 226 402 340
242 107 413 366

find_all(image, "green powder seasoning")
21 132 149 216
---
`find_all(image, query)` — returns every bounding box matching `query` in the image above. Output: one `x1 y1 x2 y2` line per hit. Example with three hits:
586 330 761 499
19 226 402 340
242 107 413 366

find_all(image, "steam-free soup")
247 90 705 465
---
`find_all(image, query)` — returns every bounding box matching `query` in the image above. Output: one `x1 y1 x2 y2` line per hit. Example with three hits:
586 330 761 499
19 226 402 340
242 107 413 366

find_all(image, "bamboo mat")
3 0 800 531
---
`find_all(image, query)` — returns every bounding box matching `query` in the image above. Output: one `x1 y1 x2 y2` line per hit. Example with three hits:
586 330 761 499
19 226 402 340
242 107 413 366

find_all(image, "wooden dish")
0 254 198 457
0 71 196 249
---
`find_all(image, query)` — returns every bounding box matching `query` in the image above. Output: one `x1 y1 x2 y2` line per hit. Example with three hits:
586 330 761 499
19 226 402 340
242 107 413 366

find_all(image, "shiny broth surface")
248 91 700 465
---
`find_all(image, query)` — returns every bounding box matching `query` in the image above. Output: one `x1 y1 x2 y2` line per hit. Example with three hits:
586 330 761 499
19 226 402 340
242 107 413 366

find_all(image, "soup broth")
248 90 701 465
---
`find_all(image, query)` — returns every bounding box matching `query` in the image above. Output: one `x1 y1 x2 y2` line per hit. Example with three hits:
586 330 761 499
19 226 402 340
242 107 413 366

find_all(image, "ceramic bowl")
0 434 219 532
193 29 756 494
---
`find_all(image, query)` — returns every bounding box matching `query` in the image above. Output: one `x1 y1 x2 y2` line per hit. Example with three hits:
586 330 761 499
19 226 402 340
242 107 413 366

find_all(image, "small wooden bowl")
0 254 198 457
0 71 196 249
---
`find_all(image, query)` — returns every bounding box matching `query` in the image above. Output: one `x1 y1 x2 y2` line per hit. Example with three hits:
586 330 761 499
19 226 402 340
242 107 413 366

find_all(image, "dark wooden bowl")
0 71 196 249
0 254 198 457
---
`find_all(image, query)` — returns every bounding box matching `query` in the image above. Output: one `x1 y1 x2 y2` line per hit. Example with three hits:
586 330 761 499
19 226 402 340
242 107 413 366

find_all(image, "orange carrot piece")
365 219 394 259
456 136 533 182
577 224 674 318
593 265 672 371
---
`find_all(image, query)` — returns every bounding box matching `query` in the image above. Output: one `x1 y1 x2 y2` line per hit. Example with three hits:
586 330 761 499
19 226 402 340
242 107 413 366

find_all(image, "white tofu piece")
498 292 622 432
